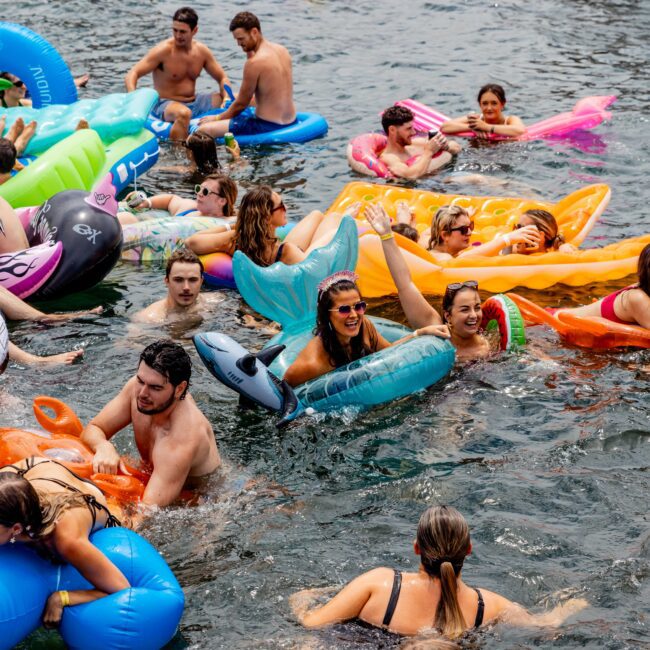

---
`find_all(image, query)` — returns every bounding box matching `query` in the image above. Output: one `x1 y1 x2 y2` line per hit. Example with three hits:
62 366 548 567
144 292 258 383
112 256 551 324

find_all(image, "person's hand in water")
364 203 392 237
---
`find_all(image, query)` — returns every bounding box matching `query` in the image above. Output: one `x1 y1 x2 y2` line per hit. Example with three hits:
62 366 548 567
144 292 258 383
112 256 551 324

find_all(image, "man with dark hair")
133 247 224 323
125 6 231 140
198 11 296 138
0 137 17 185
379 105 461 179
81 339 221 506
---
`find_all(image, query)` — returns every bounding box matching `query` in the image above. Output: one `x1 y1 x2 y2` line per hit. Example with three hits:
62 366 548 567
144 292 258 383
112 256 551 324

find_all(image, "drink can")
224 132 236 149
127 191 148 209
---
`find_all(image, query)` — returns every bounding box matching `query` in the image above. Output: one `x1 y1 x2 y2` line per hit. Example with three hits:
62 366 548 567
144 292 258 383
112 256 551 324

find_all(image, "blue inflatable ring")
0 22 77 108
0 527 184 650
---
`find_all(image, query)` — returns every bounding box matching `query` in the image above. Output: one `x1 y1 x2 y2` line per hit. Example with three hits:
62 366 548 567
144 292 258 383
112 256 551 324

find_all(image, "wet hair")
139 340 192 399
230 11 261 32
0 138 17 174
417 505 472 638
0 472 91 541
428 205 470 250
204 172 237 217
165 247 204 278
477 83 506 105
381 106 414 134
315 279 376 368
234 185 277 266
521 209 564 250
637 243 650 296
391 223 419 242
186 131 220 174
442 281 480 319
173 7 198 30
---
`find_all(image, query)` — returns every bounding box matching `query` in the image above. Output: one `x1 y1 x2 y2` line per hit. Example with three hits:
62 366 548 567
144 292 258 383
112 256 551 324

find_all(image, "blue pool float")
0 22 77 108
194 216 456 423
0 527 184 650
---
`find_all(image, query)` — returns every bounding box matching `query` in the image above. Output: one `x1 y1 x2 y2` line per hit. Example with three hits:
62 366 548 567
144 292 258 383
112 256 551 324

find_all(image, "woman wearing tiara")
283 271 450 386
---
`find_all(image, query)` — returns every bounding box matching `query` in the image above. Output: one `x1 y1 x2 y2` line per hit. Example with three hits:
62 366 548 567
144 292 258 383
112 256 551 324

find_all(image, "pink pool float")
397 95 616 141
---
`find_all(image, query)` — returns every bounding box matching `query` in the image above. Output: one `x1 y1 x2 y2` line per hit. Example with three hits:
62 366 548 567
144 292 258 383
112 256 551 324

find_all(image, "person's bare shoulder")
132 300 167 323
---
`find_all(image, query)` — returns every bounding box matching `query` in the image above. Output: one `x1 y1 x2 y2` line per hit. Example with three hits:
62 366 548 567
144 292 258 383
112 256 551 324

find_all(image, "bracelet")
413 329 419 337
58 590 70 607
145 197 152 209
502 234 511 246
380 232 394 241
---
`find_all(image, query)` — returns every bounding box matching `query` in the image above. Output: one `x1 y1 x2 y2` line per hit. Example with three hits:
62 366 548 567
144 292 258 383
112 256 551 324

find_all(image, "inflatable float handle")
32 396 83 437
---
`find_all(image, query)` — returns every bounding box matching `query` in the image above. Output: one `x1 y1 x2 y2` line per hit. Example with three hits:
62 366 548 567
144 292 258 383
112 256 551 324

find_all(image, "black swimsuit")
382 569 484 629
274 243 285 263
2 457 121 530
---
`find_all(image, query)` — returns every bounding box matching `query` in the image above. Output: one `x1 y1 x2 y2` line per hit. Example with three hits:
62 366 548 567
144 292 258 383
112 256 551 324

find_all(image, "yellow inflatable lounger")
355 232 650 297
327 181 610 246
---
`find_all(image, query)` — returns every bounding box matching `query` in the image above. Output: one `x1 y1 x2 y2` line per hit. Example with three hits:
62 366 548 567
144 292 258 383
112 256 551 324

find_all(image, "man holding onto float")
125 7 231 141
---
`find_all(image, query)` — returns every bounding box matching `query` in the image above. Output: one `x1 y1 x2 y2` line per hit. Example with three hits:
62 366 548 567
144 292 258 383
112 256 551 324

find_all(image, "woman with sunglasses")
423 205 539 261
118 172 238 226
440 84 526 140
0 72 31 108
283 271 449 386
0 459 129 628
366 204 497 362
504 209 576 255
185 184 354 264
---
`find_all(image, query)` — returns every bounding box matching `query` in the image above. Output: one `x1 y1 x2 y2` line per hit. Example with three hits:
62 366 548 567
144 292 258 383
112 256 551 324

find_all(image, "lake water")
4 0 650 648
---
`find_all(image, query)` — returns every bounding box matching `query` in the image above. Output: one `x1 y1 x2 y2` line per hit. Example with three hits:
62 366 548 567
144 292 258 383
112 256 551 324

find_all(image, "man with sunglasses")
379 106 461 180
125 7 231 141
120 173 236 227
133 247 222 324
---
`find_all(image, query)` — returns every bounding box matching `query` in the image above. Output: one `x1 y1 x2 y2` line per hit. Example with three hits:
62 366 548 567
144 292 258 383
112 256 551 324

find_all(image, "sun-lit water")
3 0 650 647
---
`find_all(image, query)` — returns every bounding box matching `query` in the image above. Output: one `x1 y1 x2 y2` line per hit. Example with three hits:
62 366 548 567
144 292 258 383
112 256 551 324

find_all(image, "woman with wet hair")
186 184 351 263
290 505 587 638
283 271 449 386
0 459 129 627
185 130 240 175
441 83 526 139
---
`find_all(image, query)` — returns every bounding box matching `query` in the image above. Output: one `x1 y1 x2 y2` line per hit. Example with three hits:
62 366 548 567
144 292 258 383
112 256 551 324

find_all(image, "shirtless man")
380 106 461 180
132 248 223 324
125 7 231 141
198 12 296 138
81 340 221 507
118 173 237 226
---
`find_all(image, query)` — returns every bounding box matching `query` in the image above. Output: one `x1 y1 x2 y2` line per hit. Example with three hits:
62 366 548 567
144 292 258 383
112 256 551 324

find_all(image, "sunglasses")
448 222 474 236
444 280 479 298
329 301 367 315
12 80 24 89
272 200 286 213
195 184 221 198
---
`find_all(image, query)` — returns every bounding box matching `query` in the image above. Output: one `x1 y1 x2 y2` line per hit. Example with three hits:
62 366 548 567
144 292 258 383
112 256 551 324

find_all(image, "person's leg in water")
163 101 193 141
285 202 361 253
12 120 37 155
8 341 84 365
0 196 28 253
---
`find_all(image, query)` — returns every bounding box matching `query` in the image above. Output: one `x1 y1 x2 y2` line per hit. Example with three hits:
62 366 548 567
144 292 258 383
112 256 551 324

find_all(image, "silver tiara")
317 270 358 294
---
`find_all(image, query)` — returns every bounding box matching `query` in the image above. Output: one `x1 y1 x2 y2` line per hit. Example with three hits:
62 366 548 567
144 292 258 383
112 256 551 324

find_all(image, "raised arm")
364 204 442 329
125 45 164 91
81 380 133 474
290 568 386 628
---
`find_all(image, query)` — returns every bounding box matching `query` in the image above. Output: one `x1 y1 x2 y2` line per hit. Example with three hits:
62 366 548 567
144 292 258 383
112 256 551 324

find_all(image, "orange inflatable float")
507 292 650 349
0 396 147 504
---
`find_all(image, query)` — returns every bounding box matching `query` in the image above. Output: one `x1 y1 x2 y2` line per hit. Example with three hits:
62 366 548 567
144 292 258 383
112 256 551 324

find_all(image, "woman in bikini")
0 457 129 627
185 184 351 265
283 271 449 386
290 505 586 638
555 242 650 327
441 83 526 140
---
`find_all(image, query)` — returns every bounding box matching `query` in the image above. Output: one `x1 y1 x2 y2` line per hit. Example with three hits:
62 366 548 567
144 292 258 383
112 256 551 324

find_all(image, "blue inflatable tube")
0 22 77 108
146 105 328 145
0 527 184 650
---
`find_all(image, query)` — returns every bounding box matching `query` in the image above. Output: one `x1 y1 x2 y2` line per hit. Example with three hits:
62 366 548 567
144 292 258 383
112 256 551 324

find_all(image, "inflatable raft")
507 292 650 349
0 128 158 208
398 95 616 141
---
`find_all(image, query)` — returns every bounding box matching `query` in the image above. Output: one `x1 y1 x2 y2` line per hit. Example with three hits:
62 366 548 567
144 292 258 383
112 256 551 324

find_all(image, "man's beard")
137 392 176 415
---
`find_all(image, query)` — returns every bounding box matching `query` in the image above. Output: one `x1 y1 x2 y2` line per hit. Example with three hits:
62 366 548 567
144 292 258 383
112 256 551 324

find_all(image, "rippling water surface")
4 0 650 648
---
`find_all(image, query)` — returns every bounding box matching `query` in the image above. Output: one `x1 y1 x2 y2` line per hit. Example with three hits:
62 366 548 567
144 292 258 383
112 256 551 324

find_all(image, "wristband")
380 232 394 241
502 234 511 246
145 197 152 209
414 329 419 337
58 590 70 607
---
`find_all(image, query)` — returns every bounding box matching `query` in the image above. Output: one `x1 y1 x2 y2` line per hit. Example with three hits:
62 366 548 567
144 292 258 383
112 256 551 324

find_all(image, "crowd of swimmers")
0 3 647 643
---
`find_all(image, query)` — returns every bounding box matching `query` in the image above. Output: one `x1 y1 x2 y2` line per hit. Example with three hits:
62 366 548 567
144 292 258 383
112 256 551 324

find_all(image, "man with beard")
198 11 296 138
379 106 461 180
81 340 221 506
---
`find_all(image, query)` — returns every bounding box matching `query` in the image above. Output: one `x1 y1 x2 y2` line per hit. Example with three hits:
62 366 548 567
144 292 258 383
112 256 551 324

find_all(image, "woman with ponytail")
290 505 587 639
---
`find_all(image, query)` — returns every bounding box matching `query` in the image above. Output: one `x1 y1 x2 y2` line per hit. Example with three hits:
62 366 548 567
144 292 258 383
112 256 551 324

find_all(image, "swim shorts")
229 112 295 136
151 92 216 120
